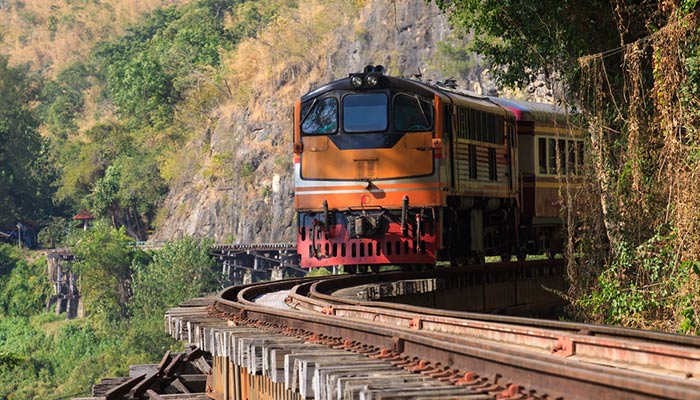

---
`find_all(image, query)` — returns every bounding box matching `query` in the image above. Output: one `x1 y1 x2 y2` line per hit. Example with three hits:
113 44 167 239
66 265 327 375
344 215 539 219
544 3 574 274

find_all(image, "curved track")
211 261 700 400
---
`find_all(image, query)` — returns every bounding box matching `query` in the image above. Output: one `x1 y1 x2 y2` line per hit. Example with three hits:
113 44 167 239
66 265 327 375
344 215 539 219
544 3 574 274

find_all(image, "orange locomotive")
293 66 581 270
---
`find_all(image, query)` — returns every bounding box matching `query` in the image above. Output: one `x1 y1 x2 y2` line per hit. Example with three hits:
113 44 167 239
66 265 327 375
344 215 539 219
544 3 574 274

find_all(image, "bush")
128 237 218 354
577 230 700 333
0 256 52 317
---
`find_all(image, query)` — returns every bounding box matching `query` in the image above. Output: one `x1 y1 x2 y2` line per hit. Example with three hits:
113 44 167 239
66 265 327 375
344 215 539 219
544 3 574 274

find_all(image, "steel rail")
215 274 700 399
296 261 700 349
290 282 700 380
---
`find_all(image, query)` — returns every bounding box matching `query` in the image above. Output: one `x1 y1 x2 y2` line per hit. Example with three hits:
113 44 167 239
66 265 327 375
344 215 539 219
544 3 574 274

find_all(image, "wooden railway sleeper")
389 356 414 367
426 366 454 379
437 370 463 383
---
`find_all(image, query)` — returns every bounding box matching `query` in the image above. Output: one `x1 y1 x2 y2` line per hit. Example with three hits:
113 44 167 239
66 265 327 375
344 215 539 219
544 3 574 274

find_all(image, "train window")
567 140 576 174
393 94 433 131
301 97 338 134
343 93 388 132
558 139 567 175
538 138 547 174
457 107 467 139
576 141 584 174
548 139 557 174
537 136 585 176
469 144 477 179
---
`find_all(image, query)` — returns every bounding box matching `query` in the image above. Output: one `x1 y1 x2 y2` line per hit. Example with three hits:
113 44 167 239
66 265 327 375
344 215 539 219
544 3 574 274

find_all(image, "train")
293 65 582 271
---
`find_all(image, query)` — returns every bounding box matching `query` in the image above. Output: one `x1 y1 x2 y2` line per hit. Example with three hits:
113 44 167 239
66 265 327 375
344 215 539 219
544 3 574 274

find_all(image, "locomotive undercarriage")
518 220 565 260
441 196 518 265
298 198 564 272
297 205 439 270
442 196 565 264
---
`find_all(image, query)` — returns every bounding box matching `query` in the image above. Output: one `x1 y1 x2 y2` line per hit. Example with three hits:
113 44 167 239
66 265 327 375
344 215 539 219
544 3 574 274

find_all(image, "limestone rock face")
152 0 537 244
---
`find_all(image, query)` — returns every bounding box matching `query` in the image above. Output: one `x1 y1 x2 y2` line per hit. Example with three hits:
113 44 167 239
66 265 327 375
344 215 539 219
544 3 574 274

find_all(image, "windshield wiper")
300 98 318 125
414 95 429 127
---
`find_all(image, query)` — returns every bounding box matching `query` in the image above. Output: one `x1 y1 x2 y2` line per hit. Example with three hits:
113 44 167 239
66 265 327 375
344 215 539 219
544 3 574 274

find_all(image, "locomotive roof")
301 73 573 124
488 97 569 124
301 75 510 116
301 74 440 101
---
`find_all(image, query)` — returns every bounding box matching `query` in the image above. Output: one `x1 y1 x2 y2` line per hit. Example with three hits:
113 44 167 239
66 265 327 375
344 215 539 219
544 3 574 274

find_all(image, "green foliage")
429 0 622 87
129 237 218 354
0 233 223 397
577 231 698 332
202 151 236 183
0 244 20 276
430 37 476 81
89 163 121 217
96 0 235 128
0 350 23 368
229 1 280 43
56 121 167 239
0 256 52 317
0 315 150 399
42 0 248 237
38 217 71 248
130 237 217 318
680 0 699 16
240 162 254 179
306 267 332 277
432 0 700 335
0 0 295 395
38 62 93 141
0 55 56 224
2 0 286 240
56 121 130 208
87 152 167 225
69 221 140 330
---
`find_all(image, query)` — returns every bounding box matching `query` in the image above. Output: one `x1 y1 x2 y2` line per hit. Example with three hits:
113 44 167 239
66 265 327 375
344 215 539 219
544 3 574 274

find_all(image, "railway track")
153 260 700 399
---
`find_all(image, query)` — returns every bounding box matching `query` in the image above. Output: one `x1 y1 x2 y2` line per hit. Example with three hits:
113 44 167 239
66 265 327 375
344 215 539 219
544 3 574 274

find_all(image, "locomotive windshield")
301 97 338 134
300 91 434 135
393 93 433 131
343 93 388 132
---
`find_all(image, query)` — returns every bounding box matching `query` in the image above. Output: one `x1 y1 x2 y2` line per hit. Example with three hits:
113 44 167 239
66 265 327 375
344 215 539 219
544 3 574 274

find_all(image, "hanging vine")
576 4 700 333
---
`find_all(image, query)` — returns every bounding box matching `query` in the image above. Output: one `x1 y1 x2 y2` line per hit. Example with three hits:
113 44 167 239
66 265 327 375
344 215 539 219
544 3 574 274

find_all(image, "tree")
0 55 55 224
128 238 218 354
48 0 238 238
70 221 141 330
38 62 93 142
96 0 235 129
0 256 52 316
430 0 638 88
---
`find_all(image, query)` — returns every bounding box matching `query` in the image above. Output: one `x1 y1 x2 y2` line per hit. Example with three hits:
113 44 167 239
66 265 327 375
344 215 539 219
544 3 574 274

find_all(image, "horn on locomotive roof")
435 79 458 89
362 65 385 74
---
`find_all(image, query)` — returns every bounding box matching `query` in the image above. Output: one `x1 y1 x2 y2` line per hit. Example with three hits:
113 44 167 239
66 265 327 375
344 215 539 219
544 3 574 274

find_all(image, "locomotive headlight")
351 75 363 88
366 73 379 87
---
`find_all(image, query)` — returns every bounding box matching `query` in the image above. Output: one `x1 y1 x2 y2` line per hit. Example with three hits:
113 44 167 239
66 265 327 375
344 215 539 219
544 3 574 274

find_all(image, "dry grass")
0 0 188 76
223 0 359 117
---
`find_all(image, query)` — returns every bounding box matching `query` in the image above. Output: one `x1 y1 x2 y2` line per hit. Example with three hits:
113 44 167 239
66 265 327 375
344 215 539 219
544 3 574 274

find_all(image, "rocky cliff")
151 0 533 244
